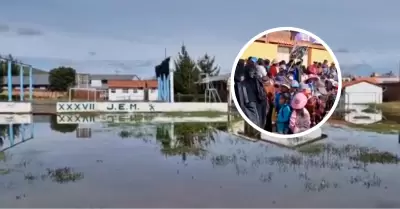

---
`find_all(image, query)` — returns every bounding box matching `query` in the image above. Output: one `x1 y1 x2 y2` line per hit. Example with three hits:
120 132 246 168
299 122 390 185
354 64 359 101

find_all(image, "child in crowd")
290 80 300 100
273 82 291 122
304 74 319 95
276 93 292 134
289 93 311 134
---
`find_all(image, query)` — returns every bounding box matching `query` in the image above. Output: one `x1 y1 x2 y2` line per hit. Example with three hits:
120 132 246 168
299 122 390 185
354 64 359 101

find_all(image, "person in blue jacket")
276 93 292 134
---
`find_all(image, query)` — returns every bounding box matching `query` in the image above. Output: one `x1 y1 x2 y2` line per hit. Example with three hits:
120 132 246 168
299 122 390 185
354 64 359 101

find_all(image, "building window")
101 79 108 84
110 89 116 93
132 88 138 93
122 88 129 93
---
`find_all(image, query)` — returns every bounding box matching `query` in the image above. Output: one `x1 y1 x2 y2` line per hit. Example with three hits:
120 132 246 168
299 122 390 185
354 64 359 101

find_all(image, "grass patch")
46 167 84 183
297 143 325 155
348 121 400 134
0 168 11 175
297 143 400 164
361 107 379 114
371 102 400 117
350 151 400 164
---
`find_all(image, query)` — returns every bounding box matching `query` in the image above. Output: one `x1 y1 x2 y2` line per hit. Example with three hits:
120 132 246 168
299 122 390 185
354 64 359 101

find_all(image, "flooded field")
0 115 399 207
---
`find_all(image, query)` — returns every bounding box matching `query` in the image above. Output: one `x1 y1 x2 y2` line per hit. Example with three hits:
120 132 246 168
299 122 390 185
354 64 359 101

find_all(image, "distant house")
107 80 158 101
88 74 140 89
74 73 141 89
341 79 383 104
1 74 50 90
196 73 231 102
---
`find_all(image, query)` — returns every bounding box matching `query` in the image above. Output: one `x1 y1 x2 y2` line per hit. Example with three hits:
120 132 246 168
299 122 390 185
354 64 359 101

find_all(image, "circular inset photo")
231 27 342 139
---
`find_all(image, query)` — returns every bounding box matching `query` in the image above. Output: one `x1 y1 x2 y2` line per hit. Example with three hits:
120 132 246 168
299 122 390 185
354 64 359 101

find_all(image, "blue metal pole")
7 60 12 101
157 77 161 100
162 75 167 101
29 66 33 100
166 75 170 102
161 75 165 101
20 64 24 101
8 124 14 146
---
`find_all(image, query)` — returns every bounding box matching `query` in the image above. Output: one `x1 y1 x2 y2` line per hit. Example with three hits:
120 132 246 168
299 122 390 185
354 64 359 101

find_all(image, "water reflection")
0 114 34 151
0 117 399 207
342 104 383 124
156 123 220 161
50 115 78 133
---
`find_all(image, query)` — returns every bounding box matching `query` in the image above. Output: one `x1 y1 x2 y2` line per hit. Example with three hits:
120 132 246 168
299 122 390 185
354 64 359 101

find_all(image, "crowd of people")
234 56 339 135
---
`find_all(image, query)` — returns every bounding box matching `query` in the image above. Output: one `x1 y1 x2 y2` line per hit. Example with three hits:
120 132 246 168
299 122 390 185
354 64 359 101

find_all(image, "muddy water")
0 115 399 207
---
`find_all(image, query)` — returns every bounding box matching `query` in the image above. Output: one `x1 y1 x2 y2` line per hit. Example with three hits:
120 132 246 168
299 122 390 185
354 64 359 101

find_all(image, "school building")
240 30 334 65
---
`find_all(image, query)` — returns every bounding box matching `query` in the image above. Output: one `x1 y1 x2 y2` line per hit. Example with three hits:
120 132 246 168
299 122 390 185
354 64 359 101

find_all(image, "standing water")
0 114 399 207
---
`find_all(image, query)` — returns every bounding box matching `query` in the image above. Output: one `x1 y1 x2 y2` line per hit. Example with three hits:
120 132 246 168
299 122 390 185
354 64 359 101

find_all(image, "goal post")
68 87 107 102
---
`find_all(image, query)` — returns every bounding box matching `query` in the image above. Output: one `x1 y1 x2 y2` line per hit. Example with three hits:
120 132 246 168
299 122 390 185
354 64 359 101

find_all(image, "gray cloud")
334 48 350 53
0 24 10 33
107 59 159 71
0 22 43 36
15 27 43 36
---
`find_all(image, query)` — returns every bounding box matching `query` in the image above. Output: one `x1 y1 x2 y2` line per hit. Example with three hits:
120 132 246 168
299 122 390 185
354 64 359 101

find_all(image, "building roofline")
342 80 381 89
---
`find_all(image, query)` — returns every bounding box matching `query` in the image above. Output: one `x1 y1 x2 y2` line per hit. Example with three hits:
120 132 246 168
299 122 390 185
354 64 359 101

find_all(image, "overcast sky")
1 0 400 76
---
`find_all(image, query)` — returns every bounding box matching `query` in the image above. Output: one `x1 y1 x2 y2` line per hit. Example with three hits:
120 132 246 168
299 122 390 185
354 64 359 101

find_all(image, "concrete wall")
56 102 228 113
108 88 144 101
0 114 32 124
311 48 333 63
240 42 277 60
148 89 158 101
73 89 104 101
57 114 228 124
343 82 383 104
0 102 32 113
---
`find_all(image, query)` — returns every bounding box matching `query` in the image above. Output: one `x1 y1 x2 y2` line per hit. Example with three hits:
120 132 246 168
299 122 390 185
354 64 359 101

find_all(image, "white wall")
57 114 228 124
0 114 32 124
90 80 103 88
148 88 158 101
0 102 32 113
276 46 290 63
343 82 383 104
108 88 144 101
56 102 228 113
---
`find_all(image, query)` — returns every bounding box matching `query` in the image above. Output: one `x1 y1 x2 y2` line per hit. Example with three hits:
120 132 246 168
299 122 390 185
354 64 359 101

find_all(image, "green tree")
173 45 199 94
48 66 76 91
197 53 220 76
50 115 78 133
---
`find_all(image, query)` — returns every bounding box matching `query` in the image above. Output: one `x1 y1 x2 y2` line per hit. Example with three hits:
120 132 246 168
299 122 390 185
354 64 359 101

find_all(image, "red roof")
108 80 158 88
145 80 158 88
342 78 379 89
263 30 325 49
108 80 146 88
